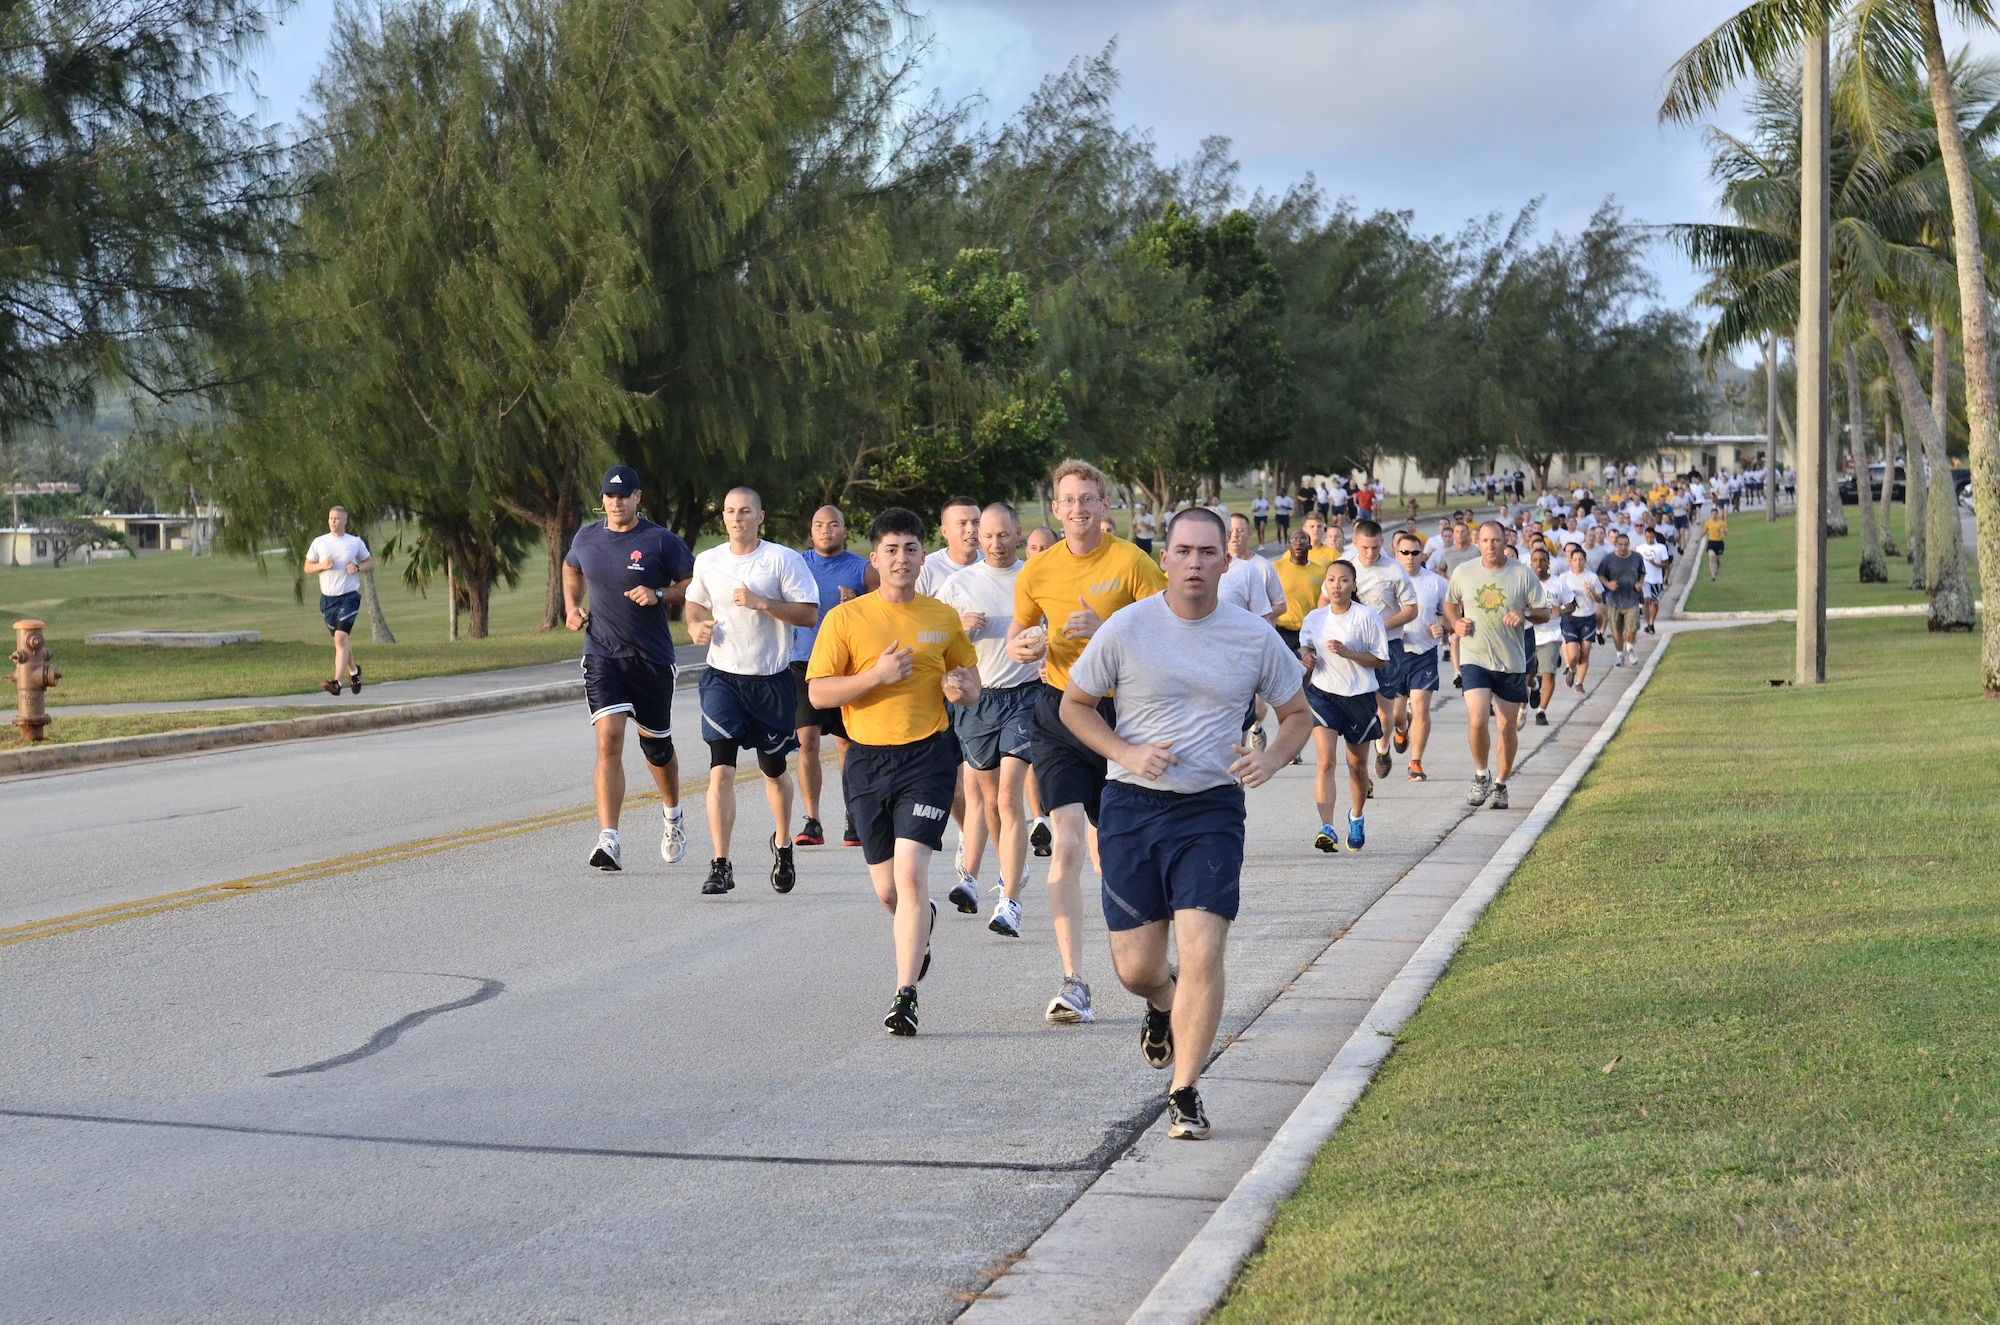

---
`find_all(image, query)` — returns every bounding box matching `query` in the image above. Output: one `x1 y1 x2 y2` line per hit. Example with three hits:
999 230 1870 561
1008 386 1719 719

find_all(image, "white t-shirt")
1402 567 1449 653
686 540 820 676
1067 595 1303 796
1301 602 1389 697
1251 497 1269 518
915 547 981 596
1534 577 1572 645
1219 555 1276 616
1558 567 1600 611
934 561 1039 689
1639 542 1670 584
307 533 371 596
1274 495 1294 517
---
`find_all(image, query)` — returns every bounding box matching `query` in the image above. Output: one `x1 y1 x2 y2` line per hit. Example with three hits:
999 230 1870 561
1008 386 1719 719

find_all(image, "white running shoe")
661 811 686 864
988 896 1022 938
1046 975 1095 1024
948 870 980 914
589 829 621 872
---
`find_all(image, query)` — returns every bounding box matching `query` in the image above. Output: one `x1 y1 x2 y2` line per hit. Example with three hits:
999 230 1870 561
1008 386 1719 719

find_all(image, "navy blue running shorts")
842 730 960 865
1401 645 1440 693
956 681 1036 771
319 591 360 635
1376 639 1410 700
1098 781 1247 931
583 654 676 736
1030 683 1114 824
699 668 799 757
1306 686 1384 745
1458 662 1529 706
1559 615 1595 644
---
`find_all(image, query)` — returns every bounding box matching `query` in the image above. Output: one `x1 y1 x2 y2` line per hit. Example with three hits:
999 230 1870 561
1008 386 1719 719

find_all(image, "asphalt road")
2 658 1617 1322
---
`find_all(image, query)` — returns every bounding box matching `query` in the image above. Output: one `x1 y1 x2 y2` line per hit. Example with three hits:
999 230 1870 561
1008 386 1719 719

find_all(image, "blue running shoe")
1313 824 1339 853
1345 814 1366 851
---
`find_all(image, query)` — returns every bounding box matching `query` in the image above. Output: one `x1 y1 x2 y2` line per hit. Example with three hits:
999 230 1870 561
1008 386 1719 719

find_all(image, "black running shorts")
842 730 960 865
583 653 677 736
789 659 846 739
1030 683 1114 825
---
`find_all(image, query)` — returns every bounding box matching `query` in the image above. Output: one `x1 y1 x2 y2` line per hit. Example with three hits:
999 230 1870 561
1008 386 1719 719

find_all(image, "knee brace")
756 749 788 779
639 733 675 768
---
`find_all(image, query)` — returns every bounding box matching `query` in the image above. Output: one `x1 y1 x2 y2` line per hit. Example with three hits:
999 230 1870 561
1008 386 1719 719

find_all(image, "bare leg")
962 763 990 878
994 758 1030 898
707 767 736 859
1344 741 1370 819
1025 767 1043 820
1111 912 1230 1093
331 628 353 682
762 770 794 849
797 726 823 821
1494 701 1523 782
593 714 628 830
645 751 679 810
1464 687 1494 773
1046 802 1090 979
868 839 936 989
1408 688 1433 762
1312 726 1343 824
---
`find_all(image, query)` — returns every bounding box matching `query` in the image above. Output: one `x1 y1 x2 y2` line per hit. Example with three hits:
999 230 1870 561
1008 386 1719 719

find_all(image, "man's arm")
658 575 690 608
562 564 588 631
736 589 817 627
809 640 910 709
1060 682 1176 781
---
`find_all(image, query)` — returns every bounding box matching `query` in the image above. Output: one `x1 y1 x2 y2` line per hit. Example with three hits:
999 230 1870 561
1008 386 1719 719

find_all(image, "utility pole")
1795 29 1830 684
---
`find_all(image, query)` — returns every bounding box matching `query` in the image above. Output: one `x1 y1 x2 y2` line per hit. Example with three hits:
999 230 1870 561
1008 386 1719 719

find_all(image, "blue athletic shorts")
319 591 360 635
842 730 959 865
1376 639 1410 700
1560 615 1595 643
1459 662 1529 706
1306 686 1384 745
583 653 676 736
1098 781 1246 931
956 681 1036 771
1401 645 1440 692
698 668 799 756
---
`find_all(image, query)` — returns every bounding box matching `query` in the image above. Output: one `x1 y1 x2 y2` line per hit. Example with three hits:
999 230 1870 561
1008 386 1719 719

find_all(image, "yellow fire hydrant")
11 619 59 743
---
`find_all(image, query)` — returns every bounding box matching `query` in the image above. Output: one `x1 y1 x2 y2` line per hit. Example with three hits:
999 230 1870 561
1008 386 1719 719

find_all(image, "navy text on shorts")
843 730 960 864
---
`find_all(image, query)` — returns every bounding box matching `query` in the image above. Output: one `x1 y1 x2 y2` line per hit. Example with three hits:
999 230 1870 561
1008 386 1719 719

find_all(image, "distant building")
89 511 216 553
1 527 66 566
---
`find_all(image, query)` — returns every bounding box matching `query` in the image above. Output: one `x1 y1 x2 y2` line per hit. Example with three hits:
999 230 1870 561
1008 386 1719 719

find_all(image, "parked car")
1839 461 1971 505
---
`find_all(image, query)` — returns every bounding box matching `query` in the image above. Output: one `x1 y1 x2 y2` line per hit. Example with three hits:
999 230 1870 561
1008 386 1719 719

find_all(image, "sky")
231 0 1996 328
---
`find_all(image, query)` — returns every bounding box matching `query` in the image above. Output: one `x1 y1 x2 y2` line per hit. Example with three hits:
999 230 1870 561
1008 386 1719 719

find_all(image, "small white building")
89 511 216 553
2 527 68 566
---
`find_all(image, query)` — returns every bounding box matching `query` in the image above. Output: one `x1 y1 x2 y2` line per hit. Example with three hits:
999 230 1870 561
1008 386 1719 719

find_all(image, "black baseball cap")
601 465 640 496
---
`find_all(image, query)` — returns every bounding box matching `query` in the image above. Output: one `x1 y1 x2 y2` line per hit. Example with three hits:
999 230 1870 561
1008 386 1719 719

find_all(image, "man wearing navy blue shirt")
563 465 695 872
791 504 876 847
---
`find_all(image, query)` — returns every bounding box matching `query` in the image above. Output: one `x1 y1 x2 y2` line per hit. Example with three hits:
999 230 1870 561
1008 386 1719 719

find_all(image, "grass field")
6 705 385 747
1681 511 1933 613
1215 617 2000 1322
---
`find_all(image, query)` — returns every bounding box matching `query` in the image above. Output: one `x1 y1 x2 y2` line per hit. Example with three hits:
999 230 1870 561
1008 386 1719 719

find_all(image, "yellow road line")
1 761 823 952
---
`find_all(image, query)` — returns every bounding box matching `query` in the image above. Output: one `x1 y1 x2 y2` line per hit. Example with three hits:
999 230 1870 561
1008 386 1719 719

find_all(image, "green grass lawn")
7 705 386 747
1216 616 2000 1322
1682 511 1932 613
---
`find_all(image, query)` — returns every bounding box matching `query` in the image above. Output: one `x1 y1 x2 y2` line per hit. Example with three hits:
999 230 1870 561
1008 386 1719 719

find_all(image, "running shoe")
1563 664 1575 687
1392 726 1409 754
322 678 342 696
842 816 861 847
1346 813 1365 851
1407 760 1427 782
793 817 824 847
348 665 363 695
661 810 686 864
954 840 966 877
1614 653 1625 667
1374 747 1392 778
949 870 980 914
770 836 796 894
589 829 621 872
884 985 919 1036
701 856 734 895
1644 623 1656 635
988 896 1022 938
1029 817 1053 857
1167 1085 1210 1140
1141 1003 1174 1069
920 898 937 981
1314 824 1340 853
1248 724 1267 752
1046 975 1094 1024
1534 709 1549 726
1467 772 1493 807
1489 782 1510 810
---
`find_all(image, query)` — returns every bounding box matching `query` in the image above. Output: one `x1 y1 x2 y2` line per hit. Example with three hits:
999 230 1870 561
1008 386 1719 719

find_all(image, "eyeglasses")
1051 495 1102 510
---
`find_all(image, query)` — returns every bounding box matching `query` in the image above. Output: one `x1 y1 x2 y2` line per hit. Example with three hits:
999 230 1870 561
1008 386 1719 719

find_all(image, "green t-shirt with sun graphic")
1445 557 1549 675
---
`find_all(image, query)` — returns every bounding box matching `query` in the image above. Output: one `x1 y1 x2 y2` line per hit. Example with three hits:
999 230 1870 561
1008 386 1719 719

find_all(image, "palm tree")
1665 0 2000 688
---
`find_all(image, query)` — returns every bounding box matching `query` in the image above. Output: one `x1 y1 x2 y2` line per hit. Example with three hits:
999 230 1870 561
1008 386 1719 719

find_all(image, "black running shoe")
1392 727 1409 754
1029 818 1053 857
793 817 824 847
1534 708 1548 726
919 898 937 981
701 857 734 895
884 985 919 1036
322 678 342 696
1167 1085 1210 1140
770 836 796 893
842 816 862 847
348 664 363 695
1141 1003 1174 1069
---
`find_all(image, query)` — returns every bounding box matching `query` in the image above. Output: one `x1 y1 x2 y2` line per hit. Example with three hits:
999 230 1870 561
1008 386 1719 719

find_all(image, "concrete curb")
1 665 700 780
1125 637 1678 1325
1676 601 1981 622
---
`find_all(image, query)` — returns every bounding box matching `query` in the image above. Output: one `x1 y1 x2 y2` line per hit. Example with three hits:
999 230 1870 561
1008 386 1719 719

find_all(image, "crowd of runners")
533 457 1702 1143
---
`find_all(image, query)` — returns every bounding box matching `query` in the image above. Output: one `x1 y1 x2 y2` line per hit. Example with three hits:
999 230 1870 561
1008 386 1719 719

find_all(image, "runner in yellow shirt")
1702 507 1729 580
1272 527 1323 652
1005 458 1166 1025
808 507 980 1036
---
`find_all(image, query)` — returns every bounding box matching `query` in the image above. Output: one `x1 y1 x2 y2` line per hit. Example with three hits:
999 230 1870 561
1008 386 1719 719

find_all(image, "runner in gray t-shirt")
1062 507 1311 1142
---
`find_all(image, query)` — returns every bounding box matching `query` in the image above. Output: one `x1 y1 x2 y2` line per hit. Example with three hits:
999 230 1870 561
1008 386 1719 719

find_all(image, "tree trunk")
447 553 458 642
1864 297 1935 590
1878 410 1899 556
1919 0 1999 670
1906 412 1928 586
362 568 397 644
1825 409 1849 537
1796 28 1830 684
1765 334 1782 523
1845 343 1884 579
535 475 585 633
1923 314 1975 629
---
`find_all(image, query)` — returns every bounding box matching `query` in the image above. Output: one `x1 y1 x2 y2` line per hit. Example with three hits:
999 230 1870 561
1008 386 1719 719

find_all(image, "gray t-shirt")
1069 594 1304 795
1598 551 1645 609
1352 558 1413 627
1445 557 1550 675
